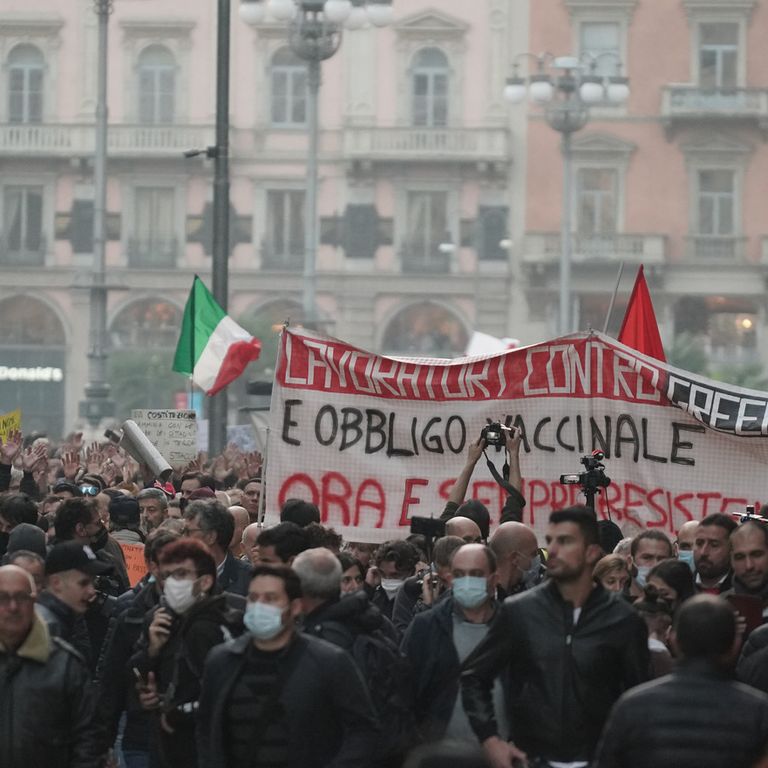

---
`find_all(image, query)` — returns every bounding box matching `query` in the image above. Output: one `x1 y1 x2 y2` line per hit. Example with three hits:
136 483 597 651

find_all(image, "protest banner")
131 409 197 466
266 327 768 543
0 409 21 442
119 542 146 587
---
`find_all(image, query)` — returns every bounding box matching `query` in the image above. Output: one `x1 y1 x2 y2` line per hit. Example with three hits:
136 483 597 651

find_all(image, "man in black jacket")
461 505 649 767
595 594 768 768
197 563 380 768
0 564 105 767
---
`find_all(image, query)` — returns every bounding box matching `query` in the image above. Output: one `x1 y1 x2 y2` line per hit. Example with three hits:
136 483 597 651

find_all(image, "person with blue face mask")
675 520 699 573
628 530 674 601
197 563 380 768
402 543 510 745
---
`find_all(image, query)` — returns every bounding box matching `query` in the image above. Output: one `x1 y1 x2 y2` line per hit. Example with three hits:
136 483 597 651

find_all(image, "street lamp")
504 53 630 335
240 0 394 327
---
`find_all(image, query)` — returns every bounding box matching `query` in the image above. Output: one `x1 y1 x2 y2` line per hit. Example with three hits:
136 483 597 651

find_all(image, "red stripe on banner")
278 330 670 407
207 339 262 396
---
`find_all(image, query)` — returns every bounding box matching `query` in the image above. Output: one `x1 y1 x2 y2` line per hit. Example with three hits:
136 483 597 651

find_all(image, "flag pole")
602 261 626 335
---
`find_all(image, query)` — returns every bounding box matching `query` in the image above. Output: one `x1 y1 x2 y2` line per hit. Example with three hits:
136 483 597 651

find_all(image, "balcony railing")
399 248 451 274
684 235 747 262
126 237 178 268
523 233 667 263
662 86 768 124
0 234 46 266
344 126 510 163
0 123 215 157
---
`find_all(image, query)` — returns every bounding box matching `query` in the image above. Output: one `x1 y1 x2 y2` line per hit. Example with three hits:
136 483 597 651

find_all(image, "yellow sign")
0 409 21 442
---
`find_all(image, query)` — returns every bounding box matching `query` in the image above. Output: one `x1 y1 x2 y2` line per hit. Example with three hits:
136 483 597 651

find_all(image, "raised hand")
22 442 48 473
61 451 81 481
0 429 22 466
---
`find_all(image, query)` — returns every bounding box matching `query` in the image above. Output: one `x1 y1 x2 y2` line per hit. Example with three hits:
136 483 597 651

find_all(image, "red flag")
618 265 666 362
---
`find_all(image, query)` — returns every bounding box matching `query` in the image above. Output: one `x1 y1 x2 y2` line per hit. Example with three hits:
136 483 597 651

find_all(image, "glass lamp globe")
345 6 368 29
239 0 266 24
323 0 353 23
268 0 295 21
366 1 394 27
607 77 630 104
504 77 527 104
529 75 554 104
579 77 605 103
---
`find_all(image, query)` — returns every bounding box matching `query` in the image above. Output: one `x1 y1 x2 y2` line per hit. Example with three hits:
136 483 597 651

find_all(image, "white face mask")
380 578 403 599
635 565 652 589
163 576 197 614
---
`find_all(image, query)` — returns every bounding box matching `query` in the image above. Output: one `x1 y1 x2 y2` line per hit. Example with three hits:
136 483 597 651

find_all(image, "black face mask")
91 524 109 551
0 531 9 558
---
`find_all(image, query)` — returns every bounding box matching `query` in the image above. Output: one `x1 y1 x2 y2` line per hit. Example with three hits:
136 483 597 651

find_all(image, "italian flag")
172 276 261 396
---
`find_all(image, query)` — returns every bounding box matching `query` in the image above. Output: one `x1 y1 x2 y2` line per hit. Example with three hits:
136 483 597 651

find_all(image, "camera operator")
440 427 526 533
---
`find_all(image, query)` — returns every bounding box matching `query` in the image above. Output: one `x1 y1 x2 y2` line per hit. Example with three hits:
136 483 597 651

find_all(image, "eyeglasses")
159 568 199 581
0 592 34 608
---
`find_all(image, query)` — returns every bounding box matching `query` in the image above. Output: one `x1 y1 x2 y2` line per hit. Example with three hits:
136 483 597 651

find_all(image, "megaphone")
119 419 173 482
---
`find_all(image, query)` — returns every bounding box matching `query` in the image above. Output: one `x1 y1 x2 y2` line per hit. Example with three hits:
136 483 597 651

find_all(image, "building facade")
0 0 526 436
522 0 768 382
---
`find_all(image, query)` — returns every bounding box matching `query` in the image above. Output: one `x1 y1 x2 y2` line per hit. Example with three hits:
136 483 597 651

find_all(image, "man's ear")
586 543 604 568
289 598 303 620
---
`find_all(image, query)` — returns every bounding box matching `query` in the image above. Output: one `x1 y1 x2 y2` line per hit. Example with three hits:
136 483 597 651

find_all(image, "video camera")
559 450 611 511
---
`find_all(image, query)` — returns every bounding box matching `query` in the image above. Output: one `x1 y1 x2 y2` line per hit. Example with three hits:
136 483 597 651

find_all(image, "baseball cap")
45 541 114 577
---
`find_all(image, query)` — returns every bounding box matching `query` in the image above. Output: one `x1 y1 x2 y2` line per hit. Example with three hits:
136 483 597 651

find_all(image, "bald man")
241 523 262 565
676 520 699 571
228 505 250 559
0 565 103 766
489 521 542 598
446 516 482 544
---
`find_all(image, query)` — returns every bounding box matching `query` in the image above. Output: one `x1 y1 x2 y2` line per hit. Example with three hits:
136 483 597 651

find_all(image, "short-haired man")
446 516 483 544
241 522 261 565
0 564 104 767
488 521 542 599
183 499 251 596
595 595 768 768
730 521 768 614
694 513 737 594
37 541 114 667
137 488 168 533
675 520 699 571
237 476 262 522
133 538 241 768
197 563 380 767
462 506 649 767
280 498 320 527
403 543 509 744
371 539 422 621
629 530 674 599
179 472 215 500
254 521 309 565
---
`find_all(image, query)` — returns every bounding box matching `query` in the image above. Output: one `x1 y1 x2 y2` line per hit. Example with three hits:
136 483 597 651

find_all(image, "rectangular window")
412 73 448 128
577 168 618 236
404 191 448 271
8 67 43 124
130 187 176 267
698 170 735 236
699 23 738 90
265 190 305 267
271 68 307 127
580 22 621 77
2 186 44 264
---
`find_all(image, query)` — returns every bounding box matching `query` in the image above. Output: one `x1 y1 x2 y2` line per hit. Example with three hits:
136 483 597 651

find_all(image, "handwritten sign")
0 409 21 442
119 542 146 587
131 409 197 466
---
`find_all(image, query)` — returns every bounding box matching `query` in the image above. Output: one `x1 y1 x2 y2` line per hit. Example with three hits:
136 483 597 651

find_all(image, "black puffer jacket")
594 659 768 768
737 621 768 693
461 581 649 763
0 619 104 768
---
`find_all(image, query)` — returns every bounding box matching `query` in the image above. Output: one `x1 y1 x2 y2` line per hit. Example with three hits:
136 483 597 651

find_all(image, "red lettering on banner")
320 472 352 527
438 479 453 501
469 481 498 510
354 480 386 528
278 473 320 507
400 478 429 526
646 488 670 530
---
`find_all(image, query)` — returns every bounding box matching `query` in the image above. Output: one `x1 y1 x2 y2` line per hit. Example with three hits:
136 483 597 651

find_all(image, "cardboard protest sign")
266 327 768 543
131 409 197 466
119 542 146 587
0 409 21 442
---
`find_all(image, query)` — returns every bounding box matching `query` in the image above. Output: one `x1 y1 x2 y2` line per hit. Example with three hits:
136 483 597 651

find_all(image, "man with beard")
694 513 737 595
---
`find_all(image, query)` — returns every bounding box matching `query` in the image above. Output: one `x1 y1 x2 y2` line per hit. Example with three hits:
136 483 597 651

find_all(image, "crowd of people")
2 426 768 768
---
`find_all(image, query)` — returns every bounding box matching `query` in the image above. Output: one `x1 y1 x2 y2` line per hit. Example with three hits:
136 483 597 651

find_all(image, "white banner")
265 327 768 543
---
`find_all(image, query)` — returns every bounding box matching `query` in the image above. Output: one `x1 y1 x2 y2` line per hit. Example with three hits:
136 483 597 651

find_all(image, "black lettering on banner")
421 417 444 454
282 399 302 446
339 408 363 451
533 417 555 453
590 416 611 458
510 415 531 453
671 422 705 466
615 414 640 463
410 417 419 456
556 417 576 452
445 415 466 454
387 412 414 457
641 418 667 463
575 414 584 453
365 409 387 454
315 405 338 447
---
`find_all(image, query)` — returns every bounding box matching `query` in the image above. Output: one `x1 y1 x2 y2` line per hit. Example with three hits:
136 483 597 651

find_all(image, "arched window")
0 296 64 346
8 45 44 124
109 299 185 417
381 302 468 356
137 45 176 124
412 47 449 128
271 47 307 126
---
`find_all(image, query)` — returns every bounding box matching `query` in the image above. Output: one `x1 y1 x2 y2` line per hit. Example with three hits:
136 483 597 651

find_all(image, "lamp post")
79 0 115 429
240 0 394 326
504 54 629 335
